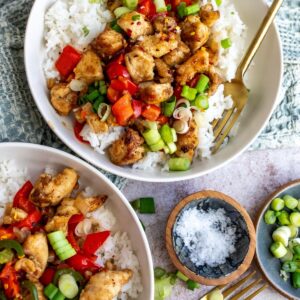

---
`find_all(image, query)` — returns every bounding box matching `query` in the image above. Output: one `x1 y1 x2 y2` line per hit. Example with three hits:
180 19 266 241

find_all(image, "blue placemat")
0 0 299 185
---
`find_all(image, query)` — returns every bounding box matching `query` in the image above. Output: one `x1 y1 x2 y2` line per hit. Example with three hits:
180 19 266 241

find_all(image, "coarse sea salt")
175 207 237 267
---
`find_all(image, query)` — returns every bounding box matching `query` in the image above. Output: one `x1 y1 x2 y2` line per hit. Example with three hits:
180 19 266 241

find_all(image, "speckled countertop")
123 148 300 300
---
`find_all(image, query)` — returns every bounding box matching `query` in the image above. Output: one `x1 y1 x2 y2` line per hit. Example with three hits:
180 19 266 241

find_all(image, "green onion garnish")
195 74 210 93
181 85 197 101
185 3 200 15
168 158 191 171
186 279 200 290
110 20 123 33
221 37 232 49
131 197 156 214
93 96 105 113
162 96 176 117
82 26 90 37
215 0 222 6
132 15 141 21
176 271 189 282
177 2 187 18
154 267 167 279
166 4 172 11
194 94 209 110
86 90 100 101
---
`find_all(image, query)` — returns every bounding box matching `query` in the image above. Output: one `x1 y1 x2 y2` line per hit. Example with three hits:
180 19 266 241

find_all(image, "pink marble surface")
123 148 300 300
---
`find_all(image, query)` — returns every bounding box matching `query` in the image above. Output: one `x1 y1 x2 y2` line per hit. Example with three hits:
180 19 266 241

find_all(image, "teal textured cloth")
0 0 298 185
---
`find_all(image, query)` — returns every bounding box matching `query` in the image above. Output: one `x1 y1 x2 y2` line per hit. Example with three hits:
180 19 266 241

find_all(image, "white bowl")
24 0 282 182
0 142 154 300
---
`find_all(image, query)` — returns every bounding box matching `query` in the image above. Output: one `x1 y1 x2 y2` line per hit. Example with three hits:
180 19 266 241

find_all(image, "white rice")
0 160 143 299
132 151 168 170
44 0 112 79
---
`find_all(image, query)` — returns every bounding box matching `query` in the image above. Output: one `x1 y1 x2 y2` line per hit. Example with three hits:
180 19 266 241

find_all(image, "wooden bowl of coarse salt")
166 190 256 285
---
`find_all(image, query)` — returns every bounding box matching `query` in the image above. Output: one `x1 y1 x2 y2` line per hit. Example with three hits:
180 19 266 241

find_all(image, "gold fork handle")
236 0 284 79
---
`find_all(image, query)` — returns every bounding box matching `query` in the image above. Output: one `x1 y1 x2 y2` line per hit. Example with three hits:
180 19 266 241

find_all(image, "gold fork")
200 271 269 300
212 0 283 153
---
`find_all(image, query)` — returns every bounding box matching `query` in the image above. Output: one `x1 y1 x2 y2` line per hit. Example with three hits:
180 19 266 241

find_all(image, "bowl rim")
0 142 154 300
255 179 300 300
165 190 256 285
24 0 283 183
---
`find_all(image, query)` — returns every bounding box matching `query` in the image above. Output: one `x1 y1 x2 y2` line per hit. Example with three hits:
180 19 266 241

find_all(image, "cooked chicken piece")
180 15 210 53
3 207 28 225
206 38 219 65
50 83 78 116
74 50 104 85
176 47 210 85
75 193 107 215
117 12 153 40
108 129 145 166
139 32 178 58
203 65 223 95
107 0 122 12
162 41 191 66
139 81 173 104
125 47 155 83
45 215 70 235
175 119 199 161
154 58 173 83
15 233 48 281
80 269 133 300
92 27 126 59
199 4 220 27
86 113 109 134
153 16 177 33
47 78 57 90
30 168 78 207
56 198 80 216
74 102 94 124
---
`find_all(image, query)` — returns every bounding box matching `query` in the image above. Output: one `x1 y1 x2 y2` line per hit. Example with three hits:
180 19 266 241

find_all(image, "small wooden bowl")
166 190 256 286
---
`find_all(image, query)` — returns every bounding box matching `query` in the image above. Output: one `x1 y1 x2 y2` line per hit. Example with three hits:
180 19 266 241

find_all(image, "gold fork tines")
229 278 263 300
243 284 269 300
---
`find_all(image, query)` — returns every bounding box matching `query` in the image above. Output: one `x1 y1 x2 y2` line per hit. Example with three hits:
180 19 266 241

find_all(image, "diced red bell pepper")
171 0 191 10
132 100 143 119
40 268 56 286
74 121 89 144
67 252 100 273
157 115 169 125
137 0 157 18
82 231 110 256
12 181 35 213
188 74 200 88
107 86 122 103
142 104 161 121
110 77 138 95
0 228 15 240
55 45 81 78
112 94 134 126
0 262 21 299
13 210 42 230
111 53 125 65
174 85 183 99
67 214 84 252
106 63 130 80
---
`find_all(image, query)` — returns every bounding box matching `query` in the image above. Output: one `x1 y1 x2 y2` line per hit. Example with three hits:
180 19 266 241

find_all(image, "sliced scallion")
86 90 100 101
186 279 200 290
221 38 232 49
177 2 187 18
114 6 132 18
215 0 222 6
176 271 189 282
131 197 156 214
185 3 200 15
123 0 138 9
162 96 176 117
195 74 210 93
181 85 197 101
168 158 191 171
143 129 161 146
154 0 167 12
194 94 209 110
154 267 166 279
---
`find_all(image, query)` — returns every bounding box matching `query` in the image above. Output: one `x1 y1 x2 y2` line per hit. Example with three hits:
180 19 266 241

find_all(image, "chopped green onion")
154 0 167 12
215 0 222 6
143 129 161 146
110 20 123 33
271 197 285 211
160 124 174 143
93 96 105 113
177 2 187 18
181 85 197 101
221 38 232 49
168 158 191 171
114 6 132 18
282 261 299 273
283 195 299 210
169 273 177 285
194 94 209 110
162 96 176 117
167 142 177 154
185 3 200 15
99 84 107 95
176 271 189 282
58 274 79 299
289 225 299 238
272 226 291 246
171 128 177 142
166 4 172 11
294 245 300 255
150 139 165 152
292 271 300 288
270 242 287 258
0 248 14 264
142 120 158 130
82 26 90 37
44 283 59 299
131 197 155 214
132 14 141 21
154 267 166 279
264 210 276 225
196 74 210 93
278 211 291 226
86 90 100 101
97 103 111 121
123 0 138 9
290 212 300 227
281 248 293 262
186 279 200 290
52 290 65 300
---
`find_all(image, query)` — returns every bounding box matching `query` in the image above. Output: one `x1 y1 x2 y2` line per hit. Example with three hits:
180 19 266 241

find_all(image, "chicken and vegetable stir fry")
0 169 133 299
49 0 226 171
